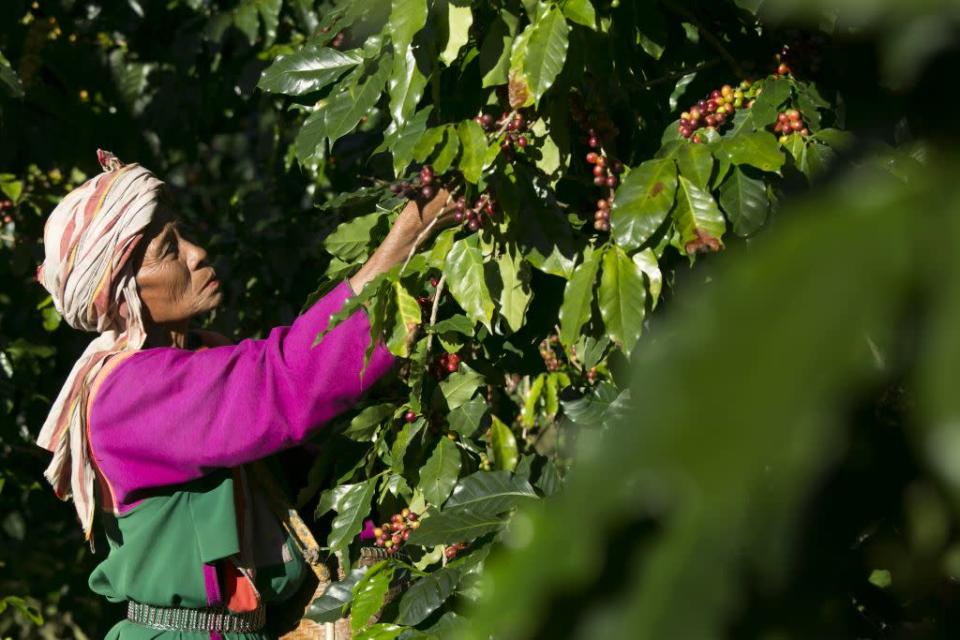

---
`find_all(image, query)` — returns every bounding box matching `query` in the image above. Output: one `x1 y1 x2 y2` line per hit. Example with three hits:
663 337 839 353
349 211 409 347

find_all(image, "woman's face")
133 214 222 326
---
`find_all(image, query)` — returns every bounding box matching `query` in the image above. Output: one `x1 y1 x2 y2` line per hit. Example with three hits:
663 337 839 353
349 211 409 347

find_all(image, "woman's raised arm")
87 190 454 511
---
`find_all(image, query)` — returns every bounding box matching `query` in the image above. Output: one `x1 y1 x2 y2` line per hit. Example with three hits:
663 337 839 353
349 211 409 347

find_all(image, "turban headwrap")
36 149 166 545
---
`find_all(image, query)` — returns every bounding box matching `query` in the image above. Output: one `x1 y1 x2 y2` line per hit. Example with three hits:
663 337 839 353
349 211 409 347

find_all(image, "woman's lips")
203 277 219 290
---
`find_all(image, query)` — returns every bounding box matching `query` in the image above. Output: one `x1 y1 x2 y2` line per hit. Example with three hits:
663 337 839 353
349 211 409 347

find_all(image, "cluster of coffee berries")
0 200 13 225
539 335 562 372
445 542 467 560
587 150 622 232
372 509 420 554
774 109 810 142
586 367 599 384
389 164 439 200
433 352 461 378
452 193 496 232
678 81 754 143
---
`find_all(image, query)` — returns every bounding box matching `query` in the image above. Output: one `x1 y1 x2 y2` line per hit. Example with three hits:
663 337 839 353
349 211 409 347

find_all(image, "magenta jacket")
88 281 395 513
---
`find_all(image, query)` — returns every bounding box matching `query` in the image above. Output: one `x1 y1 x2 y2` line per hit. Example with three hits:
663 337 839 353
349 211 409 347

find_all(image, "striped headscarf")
36 149 166 545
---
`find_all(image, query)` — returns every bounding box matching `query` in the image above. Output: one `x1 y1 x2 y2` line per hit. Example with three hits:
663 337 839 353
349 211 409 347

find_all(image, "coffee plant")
4 0 958 637
253 0 851 634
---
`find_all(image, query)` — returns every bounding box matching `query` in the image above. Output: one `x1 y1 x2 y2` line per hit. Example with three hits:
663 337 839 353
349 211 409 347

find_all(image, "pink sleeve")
89 281 395 511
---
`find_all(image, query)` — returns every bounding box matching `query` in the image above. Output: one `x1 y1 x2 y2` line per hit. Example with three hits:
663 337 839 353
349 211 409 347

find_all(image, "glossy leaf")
715 132 785 173
677 143 714 190
490 416 519 471
562 0 597 28
258 45 362 95
396 564 463 626
420 437 462 507
521 6 570 105
496 250 532 333
444 470 538 516
720 167 768 237
440 4 473 65
457 119 492 184
448 398 488 438
446 237 495 329
439 364 485 410
598 245 646 355
324 61 391 145
406 509 508 546
633 248 663 308
327 479 378 553
351 563 395 634
673 176 727 252
610 158 678 251
558 245 601 348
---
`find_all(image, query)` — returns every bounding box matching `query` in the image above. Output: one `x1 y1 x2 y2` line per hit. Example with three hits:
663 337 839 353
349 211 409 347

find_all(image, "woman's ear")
118 298 129 321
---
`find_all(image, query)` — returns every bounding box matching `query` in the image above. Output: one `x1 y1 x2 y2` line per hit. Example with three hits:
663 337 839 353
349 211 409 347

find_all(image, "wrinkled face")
133 212 221 327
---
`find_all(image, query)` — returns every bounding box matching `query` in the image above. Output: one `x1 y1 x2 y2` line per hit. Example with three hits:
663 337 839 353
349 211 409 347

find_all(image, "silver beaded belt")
126 600 266 633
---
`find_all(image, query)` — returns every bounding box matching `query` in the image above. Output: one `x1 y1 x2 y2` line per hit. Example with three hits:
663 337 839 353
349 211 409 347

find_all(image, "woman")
35 150 450 638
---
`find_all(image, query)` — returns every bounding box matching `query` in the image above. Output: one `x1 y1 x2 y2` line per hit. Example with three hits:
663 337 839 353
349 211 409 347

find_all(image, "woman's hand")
348 189 456 294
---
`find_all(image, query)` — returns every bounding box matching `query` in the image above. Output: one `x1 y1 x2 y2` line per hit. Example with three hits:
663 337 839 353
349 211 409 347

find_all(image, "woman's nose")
185 240 209 270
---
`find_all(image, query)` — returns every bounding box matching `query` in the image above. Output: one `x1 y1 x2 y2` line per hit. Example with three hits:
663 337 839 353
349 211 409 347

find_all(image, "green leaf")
406 509 507 546
323 212 385 262
458 119 492 184
258 44 362 95
327 479 378 553
430 314 476 336
633 248 663 308
610 158 678 251
496 251 532 333
324 60 392 145
719 167 768 237
522 374 545 427
412 127 447 163
490 416 519 471
344 403 395 440
440 3 474 65
391 418 425 473
390 0 428 53
448 397 488 437
598 245 646 355
480 11 520 87
396 564 463 626
750 77 792 126
561 381 621 427
351 562 395 633
432 126 462 174
420 437 463 506
715 132 786 173
388 45 428 130
382 106 433 175
562 0 597 29
439 364 485 410
386 281 423 357
521 6 570 105
672 175 727 253
558 245 601 348
676 142 714 190
446 236 495 329
444 470 538 516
